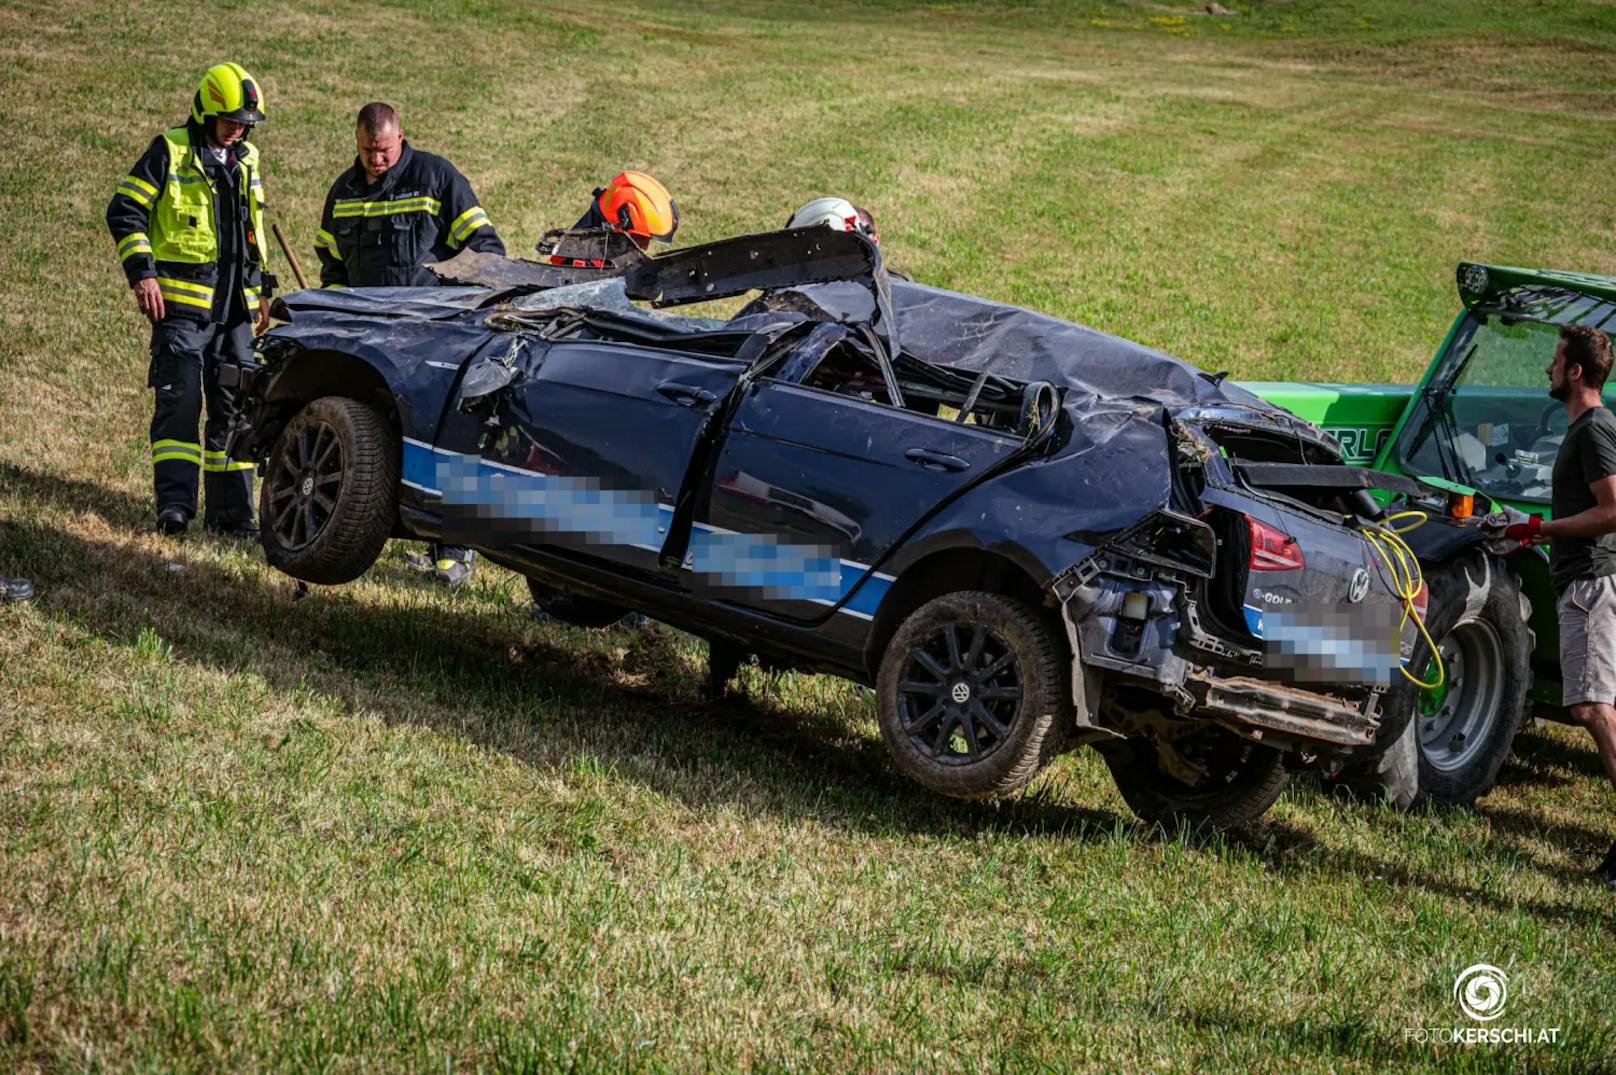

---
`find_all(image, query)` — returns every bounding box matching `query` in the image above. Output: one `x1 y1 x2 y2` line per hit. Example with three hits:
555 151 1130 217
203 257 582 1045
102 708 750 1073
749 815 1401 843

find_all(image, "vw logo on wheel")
950 682 972 704
300 476 314 496
1348 567 1371 604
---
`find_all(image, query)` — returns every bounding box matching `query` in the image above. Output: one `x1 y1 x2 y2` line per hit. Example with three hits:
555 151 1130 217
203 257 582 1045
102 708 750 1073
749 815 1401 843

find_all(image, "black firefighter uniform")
312 141 504 287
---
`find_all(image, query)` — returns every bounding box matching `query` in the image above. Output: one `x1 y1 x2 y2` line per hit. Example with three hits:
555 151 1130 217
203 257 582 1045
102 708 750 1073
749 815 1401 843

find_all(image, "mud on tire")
876 590 1070 800
260 395 399 585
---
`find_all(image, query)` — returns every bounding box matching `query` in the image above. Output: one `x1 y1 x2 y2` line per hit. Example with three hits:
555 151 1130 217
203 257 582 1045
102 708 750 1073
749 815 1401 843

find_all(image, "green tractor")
1241 262 1613 807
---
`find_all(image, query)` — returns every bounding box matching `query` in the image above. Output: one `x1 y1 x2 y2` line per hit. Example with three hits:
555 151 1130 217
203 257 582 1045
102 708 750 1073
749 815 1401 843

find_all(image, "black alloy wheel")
260 395 398 585
897 621 1024 765
876 590 1070 800
267 419 345 551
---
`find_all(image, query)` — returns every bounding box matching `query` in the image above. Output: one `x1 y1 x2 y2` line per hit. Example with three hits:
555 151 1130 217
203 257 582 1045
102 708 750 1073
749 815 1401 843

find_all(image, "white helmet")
785 196 878 244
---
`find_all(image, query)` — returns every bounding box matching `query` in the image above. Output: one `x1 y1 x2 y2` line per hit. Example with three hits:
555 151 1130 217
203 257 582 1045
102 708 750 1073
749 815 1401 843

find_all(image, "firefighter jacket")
106 123 269 322
313 143 504 288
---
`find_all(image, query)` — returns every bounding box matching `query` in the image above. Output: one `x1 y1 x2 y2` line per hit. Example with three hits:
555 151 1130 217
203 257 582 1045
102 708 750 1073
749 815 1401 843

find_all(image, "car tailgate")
1216 494 1408 688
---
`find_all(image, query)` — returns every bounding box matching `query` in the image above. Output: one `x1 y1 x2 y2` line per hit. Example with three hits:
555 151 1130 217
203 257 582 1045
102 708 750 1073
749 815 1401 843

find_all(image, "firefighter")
313 102 505 286
785 196 878 244
107 62 273 537
540 170 679 266
314 101 505 584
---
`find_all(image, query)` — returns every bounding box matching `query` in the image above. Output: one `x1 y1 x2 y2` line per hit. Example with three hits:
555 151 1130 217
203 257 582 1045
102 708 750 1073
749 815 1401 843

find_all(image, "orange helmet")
594 171 679 245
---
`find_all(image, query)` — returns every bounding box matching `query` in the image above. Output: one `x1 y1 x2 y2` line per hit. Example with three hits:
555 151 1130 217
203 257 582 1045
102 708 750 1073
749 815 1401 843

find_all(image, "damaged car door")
441 335 748 579
691 323 1022 621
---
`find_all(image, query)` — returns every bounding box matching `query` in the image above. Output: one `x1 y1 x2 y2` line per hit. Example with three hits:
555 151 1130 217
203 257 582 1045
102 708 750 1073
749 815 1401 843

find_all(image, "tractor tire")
260 396 398 585
876 590 1070 800
1348 553 1532 808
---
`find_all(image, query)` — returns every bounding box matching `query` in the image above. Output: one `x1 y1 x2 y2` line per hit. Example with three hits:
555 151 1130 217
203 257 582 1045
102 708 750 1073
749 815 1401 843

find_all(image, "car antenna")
1201 370 1230 386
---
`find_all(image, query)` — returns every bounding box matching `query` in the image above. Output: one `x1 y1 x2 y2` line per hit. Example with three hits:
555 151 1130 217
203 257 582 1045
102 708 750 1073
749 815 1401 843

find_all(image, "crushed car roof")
278 226 1315 433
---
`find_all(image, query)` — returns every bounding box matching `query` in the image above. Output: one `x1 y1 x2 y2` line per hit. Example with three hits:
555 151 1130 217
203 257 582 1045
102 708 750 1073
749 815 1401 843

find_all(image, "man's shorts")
1558 574 1616 706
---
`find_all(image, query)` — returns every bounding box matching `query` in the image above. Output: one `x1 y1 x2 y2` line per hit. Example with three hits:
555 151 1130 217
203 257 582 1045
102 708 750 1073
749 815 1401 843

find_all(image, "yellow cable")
1356 512 1444 690
1382 510 1428 534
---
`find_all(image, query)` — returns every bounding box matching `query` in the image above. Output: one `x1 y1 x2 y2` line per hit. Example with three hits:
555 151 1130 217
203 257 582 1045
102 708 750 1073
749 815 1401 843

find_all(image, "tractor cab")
1390 263 1616 510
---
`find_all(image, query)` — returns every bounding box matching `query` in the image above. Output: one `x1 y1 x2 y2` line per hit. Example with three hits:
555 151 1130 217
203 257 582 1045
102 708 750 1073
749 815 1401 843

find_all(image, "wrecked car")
224 227 1453 828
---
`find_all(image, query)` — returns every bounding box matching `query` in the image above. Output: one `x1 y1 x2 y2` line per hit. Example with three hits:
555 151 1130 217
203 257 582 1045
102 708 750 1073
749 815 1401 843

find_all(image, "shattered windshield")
507 278 728 333
1400 290 1616 503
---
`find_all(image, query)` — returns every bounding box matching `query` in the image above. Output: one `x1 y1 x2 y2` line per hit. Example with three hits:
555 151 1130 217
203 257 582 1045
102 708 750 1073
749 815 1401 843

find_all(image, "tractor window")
1400 295 1616 504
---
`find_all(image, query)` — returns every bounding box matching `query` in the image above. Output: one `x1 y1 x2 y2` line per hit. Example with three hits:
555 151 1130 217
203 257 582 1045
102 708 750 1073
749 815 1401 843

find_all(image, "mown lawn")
3 1 1615 1071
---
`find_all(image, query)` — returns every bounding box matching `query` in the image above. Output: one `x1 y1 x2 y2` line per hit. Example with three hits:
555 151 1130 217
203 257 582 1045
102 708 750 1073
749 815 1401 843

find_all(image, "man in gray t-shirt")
1503 324 1616 884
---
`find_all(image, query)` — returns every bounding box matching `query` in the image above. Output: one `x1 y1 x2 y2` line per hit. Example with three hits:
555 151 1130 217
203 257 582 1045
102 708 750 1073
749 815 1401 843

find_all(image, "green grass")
4 0 1616 1070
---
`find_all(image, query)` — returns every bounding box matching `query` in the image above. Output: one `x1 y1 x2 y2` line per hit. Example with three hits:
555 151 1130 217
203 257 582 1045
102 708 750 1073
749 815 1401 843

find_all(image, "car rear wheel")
261 395 398 585
1102 731 1290 830
876 591 1070 800
1344 554 1531 808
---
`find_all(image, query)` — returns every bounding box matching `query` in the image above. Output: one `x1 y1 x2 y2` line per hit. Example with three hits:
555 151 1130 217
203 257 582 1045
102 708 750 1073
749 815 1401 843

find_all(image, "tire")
1102 732 1290 830
526 578 634 629
1341 717 1422 810
260 396 398 585
875 591 1070 800
1360 554 1533 806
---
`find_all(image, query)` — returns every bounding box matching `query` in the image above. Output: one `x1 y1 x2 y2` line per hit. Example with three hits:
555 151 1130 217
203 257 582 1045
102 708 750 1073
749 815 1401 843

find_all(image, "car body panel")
235 230 1428 752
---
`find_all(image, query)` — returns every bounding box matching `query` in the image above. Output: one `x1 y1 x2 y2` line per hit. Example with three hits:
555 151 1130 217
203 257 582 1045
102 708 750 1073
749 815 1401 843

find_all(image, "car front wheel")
260 395 399 585
875 590 1070 800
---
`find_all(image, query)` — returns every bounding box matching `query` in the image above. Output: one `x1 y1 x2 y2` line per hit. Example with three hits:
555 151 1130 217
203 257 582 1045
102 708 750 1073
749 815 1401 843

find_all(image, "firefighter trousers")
147 315 255 526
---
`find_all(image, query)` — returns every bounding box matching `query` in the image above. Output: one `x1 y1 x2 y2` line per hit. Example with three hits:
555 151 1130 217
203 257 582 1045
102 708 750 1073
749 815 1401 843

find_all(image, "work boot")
205 518 259 541
402 543 475 585
1 576 34 603
156 505 189 536
434 554 474 586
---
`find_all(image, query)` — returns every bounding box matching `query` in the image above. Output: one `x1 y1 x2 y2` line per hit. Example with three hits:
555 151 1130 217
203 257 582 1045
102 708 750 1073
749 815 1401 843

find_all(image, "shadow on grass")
0 463 1123 847
1494 722 1610 790
5 461 1611 924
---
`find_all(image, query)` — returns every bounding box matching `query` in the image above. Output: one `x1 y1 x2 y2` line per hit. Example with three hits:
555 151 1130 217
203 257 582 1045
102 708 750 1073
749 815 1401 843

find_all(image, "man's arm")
313 183 348 288
1544 475 1616 539
107 137 167 321
441 165 504 256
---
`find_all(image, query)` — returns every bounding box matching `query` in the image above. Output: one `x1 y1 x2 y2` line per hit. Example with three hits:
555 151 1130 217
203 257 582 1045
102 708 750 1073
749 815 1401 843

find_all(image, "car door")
692 331 1023 621
441 337 748 577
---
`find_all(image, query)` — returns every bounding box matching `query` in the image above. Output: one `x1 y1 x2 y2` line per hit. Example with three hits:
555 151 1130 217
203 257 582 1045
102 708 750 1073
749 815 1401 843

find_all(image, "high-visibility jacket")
314 142 504 288
106 123 270 321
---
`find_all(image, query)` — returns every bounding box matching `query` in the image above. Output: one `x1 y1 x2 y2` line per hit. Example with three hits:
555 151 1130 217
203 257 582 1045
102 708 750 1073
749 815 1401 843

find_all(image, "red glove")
1503 515 1543 542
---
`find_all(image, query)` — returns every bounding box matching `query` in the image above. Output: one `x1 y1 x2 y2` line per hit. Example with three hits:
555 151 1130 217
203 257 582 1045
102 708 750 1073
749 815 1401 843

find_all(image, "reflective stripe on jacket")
314 142 504 289
107 124 269 320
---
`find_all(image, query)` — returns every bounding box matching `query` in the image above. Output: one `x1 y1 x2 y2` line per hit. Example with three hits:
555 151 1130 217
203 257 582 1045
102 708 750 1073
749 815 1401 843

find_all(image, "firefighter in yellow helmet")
106 62 274 537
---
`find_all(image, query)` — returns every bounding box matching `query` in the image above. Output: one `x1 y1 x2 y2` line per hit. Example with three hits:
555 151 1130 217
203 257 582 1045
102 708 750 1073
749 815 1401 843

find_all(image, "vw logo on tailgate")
1348 568 1371 604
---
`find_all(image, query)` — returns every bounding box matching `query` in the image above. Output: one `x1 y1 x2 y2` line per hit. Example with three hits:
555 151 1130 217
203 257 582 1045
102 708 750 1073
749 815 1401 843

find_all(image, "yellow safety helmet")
190 62 266 126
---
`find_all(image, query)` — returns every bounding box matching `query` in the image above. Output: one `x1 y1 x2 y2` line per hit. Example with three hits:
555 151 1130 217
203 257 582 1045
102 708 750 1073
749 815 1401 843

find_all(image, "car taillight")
1412 581 1429 617
1246 515 1304 571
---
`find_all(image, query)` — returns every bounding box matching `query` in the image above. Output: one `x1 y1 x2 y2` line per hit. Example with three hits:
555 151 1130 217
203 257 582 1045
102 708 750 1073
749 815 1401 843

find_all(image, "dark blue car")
226 228 1460 828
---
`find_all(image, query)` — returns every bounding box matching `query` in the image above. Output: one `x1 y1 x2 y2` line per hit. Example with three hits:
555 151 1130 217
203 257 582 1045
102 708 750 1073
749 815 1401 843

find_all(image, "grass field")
3 0 1616 1070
